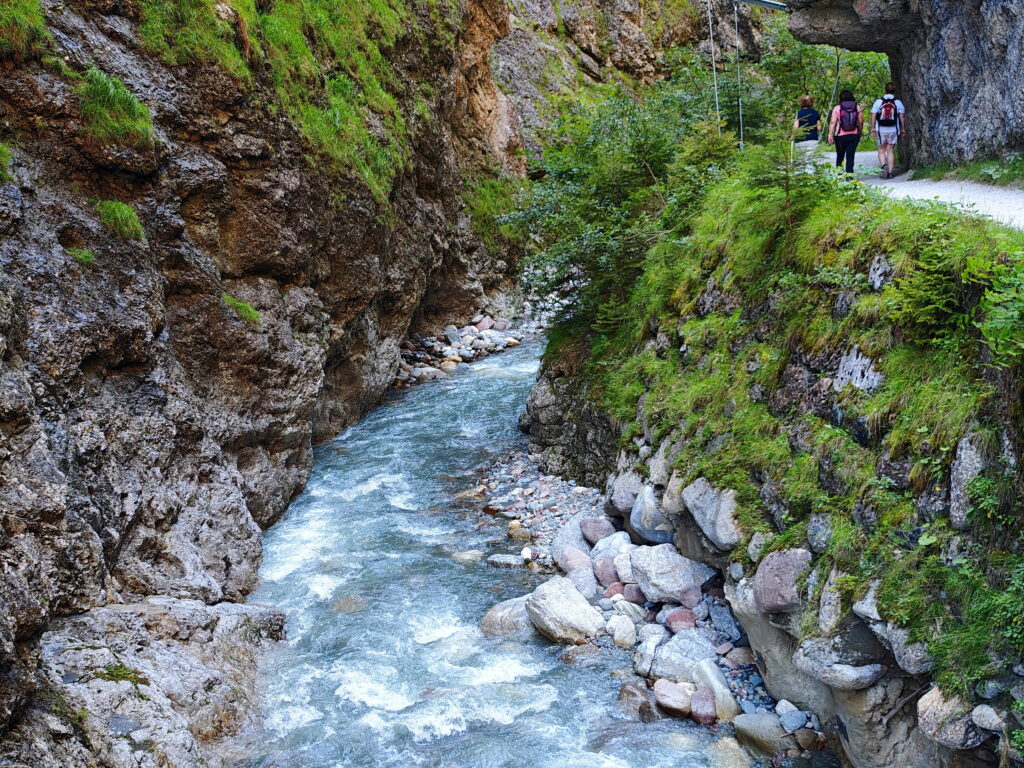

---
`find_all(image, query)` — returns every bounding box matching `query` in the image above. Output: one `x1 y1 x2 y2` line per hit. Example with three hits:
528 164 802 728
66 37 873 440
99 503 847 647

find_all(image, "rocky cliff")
0 0 733 765
788 0 1024 165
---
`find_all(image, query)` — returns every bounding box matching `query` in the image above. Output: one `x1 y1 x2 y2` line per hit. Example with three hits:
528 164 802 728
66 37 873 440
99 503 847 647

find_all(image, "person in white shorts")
871 83 906 179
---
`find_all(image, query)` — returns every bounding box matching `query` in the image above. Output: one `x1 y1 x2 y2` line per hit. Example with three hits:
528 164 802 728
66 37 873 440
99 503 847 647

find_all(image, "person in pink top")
827 90 864 174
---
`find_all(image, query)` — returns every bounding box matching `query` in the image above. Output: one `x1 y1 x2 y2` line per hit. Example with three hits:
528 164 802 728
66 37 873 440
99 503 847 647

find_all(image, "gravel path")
852 150 1024 230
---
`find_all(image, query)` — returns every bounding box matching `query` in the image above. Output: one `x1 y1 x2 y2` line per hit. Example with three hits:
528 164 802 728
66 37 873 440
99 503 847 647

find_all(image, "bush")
78 68 154 147
221 293 260 325
94 200 144 239
0 0 49 59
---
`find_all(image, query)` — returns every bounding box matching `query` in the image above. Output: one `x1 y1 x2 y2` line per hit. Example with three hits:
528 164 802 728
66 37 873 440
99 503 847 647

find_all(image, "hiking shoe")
880 169 890 180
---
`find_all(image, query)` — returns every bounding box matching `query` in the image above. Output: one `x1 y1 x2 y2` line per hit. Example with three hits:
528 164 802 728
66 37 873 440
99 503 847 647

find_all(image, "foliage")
0 0 48 59
0 142 11 182
222 293 261 325
915 152 1024 188
77 68 154 147
464 174 525 254
94 200 144 239
66 247 96 265
971 254 1024 367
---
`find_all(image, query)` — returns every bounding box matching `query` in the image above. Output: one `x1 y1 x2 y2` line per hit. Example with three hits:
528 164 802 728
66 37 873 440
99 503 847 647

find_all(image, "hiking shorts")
877 129 898 146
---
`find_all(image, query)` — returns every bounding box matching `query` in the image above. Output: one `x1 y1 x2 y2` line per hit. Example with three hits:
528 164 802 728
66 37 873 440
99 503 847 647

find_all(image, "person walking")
871 82 906 179
827 90 863 174
793 95 821 149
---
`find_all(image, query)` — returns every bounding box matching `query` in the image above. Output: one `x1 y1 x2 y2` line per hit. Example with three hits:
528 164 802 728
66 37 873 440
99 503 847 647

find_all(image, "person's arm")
793 117 801 131
827 110 836 143
899 102 907 136
870 110 878 137
859 108 865 134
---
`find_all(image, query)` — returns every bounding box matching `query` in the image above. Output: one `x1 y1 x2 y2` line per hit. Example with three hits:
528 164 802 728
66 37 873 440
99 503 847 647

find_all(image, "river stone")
630 545 715 603
665 608 697 633
451 549 484 564
690 686 718 725
709 602 742 642
681 478 743 551
629 485 675 544
594 557 618 587
613 552 636 583
608 470 643 515
917 687 985 750
649 629 719 682
619 683 653 718
733 713 798 756
603 582 624 599
614 599 646 622
707 737 753 768
753 549 812 614
779 709 809 733
792 638 886 691
525 577 605 644
486 554 525 569
480 595 533 637
692 658 741 722
555 546 592 574
653 678 692 717
606 615 636 647
949 433 985 530
551 518 592 564
634 624 669 676
623 584 646 604
580 517 615 545
567 566 599 599
591 531 636 562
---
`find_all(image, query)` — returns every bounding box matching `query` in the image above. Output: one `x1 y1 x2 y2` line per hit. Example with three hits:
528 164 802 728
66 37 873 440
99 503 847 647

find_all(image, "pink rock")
653 678 692 717
580 517 616 545
665 608 697 633
679 585 703 609
716 642 734 656
555 546 592 573
603 582 625 598
623 584 646 604
726 647 756 666
690 686 718 725
475 316 495 331
594 557 619 587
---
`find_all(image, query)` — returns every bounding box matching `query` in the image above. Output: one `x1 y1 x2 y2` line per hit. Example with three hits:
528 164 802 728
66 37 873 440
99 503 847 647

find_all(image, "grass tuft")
66 247 96 265
221 293 260 325
0 0 49 60
0 142 12 182
78 68 154 147
94 200 144 239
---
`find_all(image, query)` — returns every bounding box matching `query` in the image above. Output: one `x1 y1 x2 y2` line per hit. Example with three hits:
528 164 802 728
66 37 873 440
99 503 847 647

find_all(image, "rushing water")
243 342 742 768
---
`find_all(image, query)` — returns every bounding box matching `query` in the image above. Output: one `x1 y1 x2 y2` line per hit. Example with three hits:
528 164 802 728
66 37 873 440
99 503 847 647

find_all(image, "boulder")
629 485 675 544
603 582 625 599
591 531 636 562
653 678 693 717
690 686 718 725
480 595 534 637
732 713 798 756
692 658 741 721
580 517 616 544
525 577 605 644
550 518 592 565
630 544 715 603
593 557 619 587
753 549 812 613
608 470 643 515
918 687 985 750
649 629 719 682
606 615 637 647
566 566 599 599
613 551 636 583
681 478 743 551
633 624 669 677
665 608 697 633
793 638 886 691
971 704 1005 732
623 583 646 604
709 602 742 642
555 546 592 574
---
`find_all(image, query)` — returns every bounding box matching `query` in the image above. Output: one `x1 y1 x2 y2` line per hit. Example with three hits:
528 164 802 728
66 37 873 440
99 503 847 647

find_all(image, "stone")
852 579 882 622
525 577 605 644
818 567 844 634
451 549 484 564
690 686 718 725
665 608 697 633
752 549 812 614
550 517 592 565
870 622 934 676
706 737 754 768
606 615 637 647
806 514 831 554
692 658 741 722
747 531 772 563
613 551 636 583
508 526 532 542
566 566 599 599
681 478 743 551
833 347 883 392
486 554 525 569
629 485 675 544
580 517 615 544
603 583 625 599
869 254 893 291
331 595 367 613
590 531 636 562
653 678 693 717
618 683 653 718
709 602 742 642
630 544 715 603
971 704 1005 732
726 647 756 667
793 638 886 691
560 644 601 665
649 629 719 682
794 727 820 751
608 470 643 515
623 583 646 604
779 709 809 733
634 624 670 677
917 687 985 750
949 433 985 530
614 599 646 623
555 546 592 574
480 595 534 636
593 557 619 587
733 713 798 756
775 699 798 716
679 585 703 609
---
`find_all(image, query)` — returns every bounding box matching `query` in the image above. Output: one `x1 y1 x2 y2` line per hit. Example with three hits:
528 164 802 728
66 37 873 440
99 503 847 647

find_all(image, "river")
241 342 743 768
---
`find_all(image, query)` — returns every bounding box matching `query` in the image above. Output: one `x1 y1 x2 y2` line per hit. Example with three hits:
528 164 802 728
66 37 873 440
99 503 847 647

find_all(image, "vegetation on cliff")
507 57 1024 708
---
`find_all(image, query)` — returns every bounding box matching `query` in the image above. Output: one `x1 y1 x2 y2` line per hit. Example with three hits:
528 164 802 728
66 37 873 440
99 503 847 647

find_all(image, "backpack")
877 95 899 128
839 101 859 133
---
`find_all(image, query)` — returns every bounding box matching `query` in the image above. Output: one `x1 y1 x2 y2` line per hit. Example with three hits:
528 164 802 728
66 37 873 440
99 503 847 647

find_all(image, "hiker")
871 82 906 179
793 95 821 148
827 90 863 174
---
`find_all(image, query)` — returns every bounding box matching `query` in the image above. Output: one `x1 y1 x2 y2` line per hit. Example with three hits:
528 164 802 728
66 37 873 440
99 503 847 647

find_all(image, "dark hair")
799 95 814 108
839 90 855 102
885 82 896 95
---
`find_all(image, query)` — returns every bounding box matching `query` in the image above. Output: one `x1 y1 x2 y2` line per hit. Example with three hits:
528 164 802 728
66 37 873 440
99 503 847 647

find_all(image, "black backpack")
877 96 899 128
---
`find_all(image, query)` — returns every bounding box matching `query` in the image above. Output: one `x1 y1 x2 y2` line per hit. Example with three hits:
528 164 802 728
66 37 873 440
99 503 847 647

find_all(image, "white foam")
399 683 558 742
334 473 405 502
408 612 467 644
460 657 547 686
388 491 418 511
305 573 342 600
333 668 417 712
266 704 323 733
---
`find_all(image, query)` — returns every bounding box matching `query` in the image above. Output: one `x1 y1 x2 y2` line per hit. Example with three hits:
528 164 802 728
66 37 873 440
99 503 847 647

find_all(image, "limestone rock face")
788 0 1024 164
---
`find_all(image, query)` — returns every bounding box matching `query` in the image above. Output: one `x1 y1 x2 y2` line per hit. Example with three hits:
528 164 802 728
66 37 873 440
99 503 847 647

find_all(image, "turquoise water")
243 343 736 768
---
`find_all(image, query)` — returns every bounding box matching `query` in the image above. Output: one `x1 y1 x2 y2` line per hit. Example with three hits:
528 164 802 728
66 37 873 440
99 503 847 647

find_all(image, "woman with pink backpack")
827 90 864 174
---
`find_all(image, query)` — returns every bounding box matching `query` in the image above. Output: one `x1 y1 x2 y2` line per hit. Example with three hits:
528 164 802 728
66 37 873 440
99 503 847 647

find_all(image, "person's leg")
877 137 886 169
836 139 844 168
885 142 896 175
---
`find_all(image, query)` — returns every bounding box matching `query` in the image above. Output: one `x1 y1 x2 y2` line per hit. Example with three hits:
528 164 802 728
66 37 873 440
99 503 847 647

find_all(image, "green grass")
0 142 11 182
463 174 524 253
66 247 96 265
78 68 154 147
94 200 144 239
221 293 260 325
0 0 49 59
914 153 1024 187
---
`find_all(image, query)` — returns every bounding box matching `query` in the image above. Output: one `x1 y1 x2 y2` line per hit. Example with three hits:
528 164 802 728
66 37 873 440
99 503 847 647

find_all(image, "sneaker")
880 169 890 180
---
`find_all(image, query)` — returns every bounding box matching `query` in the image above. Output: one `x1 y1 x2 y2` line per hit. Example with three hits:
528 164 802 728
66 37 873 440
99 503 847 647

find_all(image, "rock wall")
788 0 1024 164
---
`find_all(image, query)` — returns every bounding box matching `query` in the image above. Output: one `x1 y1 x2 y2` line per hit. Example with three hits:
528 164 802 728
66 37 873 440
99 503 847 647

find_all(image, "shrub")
66 247 96 265
221 293 260 325
78 68 154 147
0 0 49 59
94 200 144 239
